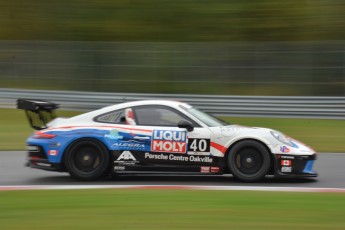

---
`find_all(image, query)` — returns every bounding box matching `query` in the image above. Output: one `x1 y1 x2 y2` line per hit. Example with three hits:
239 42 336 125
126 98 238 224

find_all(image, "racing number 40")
188 139 210 152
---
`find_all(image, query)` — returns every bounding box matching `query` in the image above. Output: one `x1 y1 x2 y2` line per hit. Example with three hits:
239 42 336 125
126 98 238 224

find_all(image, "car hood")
218 124 270 136
211 125 315 155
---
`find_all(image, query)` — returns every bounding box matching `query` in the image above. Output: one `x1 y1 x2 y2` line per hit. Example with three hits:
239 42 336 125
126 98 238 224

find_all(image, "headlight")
270 130 293 147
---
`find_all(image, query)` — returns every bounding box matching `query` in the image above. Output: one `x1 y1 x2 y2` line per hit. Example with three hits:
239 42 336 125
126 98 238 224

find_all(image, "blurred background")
0 0 344 153
0 3 345 230
0 0 344 95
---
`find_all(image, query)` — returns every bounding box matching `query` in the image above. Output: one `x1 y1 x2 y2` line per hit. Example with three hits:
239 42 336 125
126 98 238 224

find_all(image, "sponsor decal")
144 152 213 163
188 138 210 152
281 166 292 173
301 149 311 153
115 161 137 166
187 131 200 137
151 130 187 153
215 136 225 141
114 166 125 171
281 160 292 166
114 151 139 165
189 156 213 163
112 140 146 151
105 129 123 140
211 167 220 173
220 127 239 137
48 142 61 148
290 141 299 148
279 155 295 159
48 150 58 156
201 167 210 173
117 151 137 161
187 152 211 156
144 153 169 160
280 146 290 153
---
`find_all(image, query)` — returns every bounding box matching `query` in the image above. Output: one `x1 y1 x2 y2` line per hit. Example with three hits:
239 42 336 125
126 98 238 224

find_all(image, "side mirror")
177 120 194 132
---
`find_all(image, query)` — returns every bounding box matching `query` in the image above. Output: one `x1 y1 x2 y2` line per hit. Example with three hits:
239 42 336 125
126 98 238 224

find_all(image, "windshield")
180 105 228 127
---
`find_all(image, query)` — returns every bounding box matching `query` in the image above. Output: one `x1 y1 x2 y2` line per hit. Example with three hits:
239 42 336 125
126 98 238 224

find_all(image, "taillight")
33 132 56 139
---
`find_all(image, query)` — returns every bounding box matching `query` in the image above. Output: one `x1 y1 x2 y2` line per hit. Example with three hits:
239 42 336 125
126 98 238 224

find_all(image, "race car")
17 99 317 182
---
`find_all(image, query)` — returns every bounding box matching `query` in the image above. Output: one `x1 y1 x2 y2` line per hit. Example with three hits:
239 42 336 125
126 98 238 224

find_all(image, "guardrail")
1 88 344 119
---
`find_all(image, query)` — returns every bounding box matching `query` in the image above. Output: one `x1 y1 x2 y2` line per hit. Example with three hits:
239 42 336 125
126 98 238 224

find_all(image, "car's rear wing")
17 99 59 130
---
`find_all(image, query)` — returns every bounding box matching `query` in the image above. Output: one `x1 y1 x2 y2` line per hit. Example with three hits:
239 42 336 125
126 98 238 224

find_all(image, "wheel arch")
61 137 111 169
224 138 275 174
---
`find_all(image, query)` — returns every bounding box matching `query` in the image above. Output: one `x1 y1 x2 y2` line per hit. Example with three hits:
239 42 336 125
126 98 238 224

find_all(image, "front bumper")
274 153 317 178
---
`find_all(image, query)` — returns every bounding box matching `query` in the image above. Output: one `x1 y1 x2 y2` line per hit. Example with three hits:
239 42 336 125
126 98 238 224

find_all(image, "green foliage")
0 0 344 41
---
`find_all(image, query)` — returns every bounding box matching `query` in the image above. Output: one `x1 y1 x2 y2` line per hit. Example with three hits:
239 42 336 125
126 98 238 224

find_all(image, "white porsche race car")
18 99 317 182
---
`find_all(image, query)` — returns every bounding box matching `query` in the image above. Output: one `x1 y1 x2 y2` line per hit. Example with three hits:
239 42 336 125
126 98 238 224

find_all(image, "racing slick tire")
227 140 271 182
64 139 110 181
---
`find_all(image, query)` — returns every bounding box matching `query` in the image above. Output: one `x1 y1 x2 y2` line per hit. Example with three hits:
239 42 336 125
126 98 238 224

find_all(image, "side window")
134 106 195 127
94 109 126 124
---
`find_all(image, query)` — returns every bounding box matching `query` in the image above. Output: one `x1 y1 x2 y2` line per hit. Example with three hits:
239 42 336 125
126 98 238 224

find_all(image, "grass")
222 117 345 153
0 108 344 152
0 189 344 230
0 109 81 151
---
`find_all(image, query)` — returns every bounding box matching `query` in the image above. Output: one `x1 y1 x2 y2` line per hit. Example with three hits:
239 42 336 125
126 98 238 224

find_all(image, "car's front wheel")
227 140 271 182
64 139 110 181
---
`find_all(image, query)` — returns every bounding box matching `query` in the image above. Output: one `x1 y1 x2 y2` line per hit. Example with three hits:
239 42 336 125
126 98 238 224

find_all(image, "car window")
134 106 195 127
94 109 126 124
179 105 228 127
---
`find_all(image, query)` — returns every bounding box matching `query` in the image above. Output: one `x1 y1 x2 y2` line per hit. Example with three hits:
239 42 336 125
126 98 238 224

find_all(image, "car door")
132 105 216 173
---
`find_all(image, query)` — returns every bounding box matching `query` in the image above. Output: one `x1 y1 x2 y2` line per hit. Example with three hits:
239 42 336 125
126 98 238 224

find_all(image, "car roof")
66 100 191 123
101 100 188 112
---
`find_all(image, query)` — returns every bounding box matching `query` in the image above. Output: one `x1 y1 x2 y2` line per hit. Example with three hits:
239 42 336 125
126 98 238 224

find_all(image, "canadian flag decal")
281 160 292 166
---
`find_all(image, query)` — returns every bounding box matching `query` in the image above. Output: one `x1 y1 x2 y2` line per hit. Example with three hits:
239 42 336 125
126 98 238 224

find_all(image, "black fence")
1 41 344 96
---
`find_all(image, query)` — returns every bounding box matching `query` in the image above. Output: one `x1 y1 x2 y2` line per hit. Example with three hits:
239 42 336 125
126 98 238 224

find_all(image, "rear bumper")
26 145 63 172
26 159 62 172
274 153 318 178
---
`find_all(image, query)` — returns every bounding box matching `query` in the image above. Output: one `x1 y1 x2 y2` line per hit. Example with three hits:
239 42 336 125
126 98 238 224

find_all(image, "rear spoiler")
17 99 59 130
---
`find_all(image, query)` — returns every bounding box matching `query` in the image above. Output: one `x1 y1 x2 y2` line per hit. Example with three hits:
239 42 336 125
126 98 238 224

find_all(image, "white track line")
0 185 345 193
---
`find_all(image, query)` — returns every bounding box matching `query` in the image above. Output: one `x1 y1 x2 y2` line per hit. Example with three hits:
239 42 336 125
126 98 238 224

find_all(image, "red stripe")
210 142 227 154
47 125 152 133
100 125 151 133
128 186 189 190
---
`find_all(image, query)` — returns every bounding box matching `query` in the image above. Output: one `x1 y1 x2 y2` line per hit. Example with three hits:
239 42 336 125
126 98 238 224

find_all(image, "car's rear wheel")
227 140 271 182
65 139 109 181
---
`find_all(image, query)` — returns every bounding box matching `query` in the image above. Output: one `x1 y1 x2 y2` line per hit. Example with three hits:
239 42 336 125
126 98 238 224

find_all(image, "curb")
1 185 345 193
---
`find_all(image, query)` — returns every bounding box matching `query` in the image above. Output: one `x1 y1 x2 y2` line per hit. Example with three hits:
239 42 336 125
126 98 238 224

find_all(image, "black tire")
64 139 110 181
227 140 271 182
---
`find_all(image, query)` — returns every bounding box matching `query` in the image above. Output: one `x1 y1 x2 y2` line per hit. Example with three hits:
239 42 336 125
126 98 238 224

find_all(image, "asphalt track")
1 151 344 188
